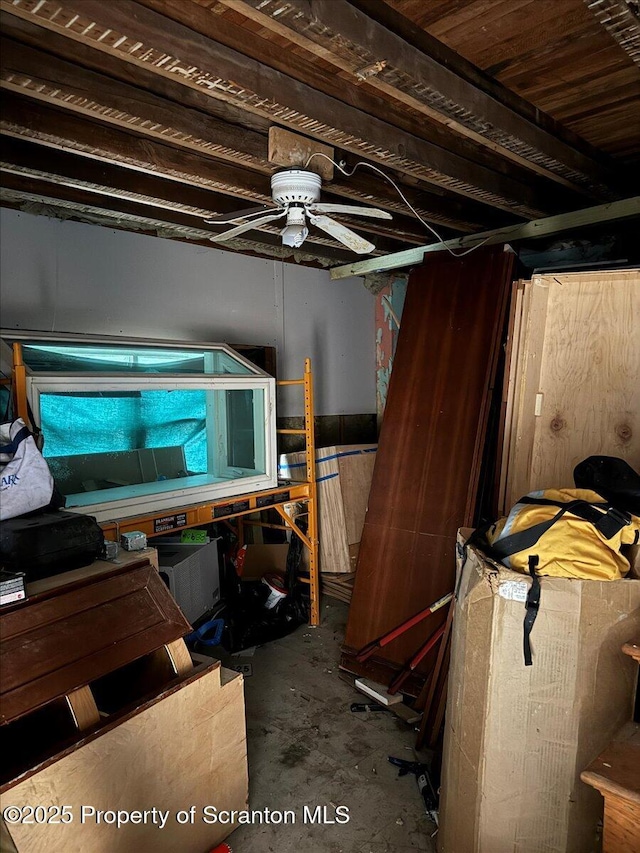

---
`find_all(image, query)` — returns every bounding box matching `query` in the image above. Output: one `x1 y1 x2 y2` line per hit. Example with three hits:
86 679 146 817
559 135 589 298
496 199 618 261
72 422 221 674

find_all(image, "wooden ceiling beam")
0 168 265 237
0 92 274 204
0 106 426 248
1 0 583 218
132 0 590 215
323 156 523 233
0 190 347 269
330 197 640 279
0 6 272 135
0 95 461 249
343 0 632 194
585 0 640 67
0 36 271 171
0 135 270 220
0 1 471 170
367 0 622 153
215 0 618 197
0 168 365 265
0 132 413 255
0 21 501 234
138 0 565 191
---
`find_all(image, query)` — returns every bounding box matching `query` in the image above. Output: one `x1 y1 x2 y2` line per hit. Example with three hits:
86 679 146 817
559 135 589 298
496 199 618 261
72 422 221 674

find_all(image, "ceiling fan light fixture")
282 223 309 247
280 203 308 247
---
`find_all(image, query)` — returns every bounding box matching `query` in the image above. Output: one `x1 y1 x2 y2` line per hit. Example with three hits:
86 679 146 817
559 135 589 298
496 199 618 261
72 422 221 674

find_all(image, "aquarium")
3 333 277 522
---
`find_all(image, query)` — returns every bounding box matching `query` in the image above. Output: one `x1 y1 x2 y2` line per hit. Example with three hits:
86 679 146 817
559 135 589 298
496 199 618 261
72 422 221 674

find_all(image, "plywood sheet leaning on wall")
501 269 640 513
280 445 377 573
341 247 513 686
497 279 525 513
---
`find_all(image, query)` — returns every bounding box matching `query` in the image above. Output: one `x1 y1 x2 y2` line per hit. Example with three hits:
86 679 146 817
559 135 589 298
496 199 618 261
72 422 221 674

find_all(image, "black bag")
0 510 104 581
574 456 640 516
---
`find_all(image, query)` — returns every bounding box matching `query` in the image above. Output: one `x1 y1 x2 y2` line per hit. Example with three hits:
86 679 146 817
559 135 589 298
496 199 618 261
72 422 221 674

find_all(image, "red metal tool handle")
355 591 453 663
387 623 446 695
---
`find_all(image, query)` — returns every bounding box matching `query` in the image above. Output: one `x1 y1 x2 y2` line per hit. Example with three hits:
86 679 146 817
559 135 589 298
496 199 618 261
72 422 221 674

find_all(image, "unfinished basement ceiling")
0 0 639 266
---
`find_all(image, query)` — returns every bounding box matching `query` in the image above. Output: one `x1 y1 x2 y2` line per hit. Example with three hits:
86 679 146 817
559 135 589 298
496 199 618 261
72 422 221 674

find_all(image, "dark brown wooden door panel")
346 528 453 666
343 247 513 679
0 562 190 724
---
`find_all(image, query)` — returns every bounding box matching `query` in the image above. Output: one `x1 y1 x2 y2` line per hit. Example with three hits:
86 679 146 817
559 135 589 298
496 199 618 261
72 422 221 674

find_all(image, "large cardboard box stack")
439 530 640 853
279 445 376 574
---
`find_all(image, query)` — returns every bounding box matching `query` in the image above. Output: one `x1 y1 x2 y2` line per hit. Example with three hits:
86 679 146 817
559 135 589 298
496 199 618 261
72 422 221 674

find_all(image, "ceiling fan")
206 169 392 254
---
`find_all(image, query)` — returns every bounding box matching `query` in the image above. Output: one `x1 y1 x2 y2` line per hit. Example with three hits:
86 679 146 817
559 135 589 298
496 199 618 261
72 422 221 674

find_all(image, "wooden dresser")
580 637 640 853
0 550 248 853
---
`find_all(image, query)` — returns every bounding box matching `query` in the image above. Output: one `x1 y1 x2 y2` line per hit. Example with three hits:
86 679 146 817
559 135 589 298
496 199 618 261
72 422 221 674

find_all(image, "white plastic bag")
0 418 54 520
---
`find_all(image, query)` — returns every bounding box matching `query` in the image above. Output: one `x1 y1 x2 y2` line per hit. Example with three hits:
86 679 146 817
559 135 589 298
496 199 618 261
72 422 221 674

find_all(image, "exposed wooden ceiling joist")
330 160 520 232
0 5 271 133
0 19 516 235
359 0 620 150
383 0 640 165
1 92 274 204
585 0 640 66
0 0 635 268
0 35 271 171
0 135 270 221
138 0 588 197
0 0 585 218
0 126 418 255
0 188 347 267
214 0 627 198
0 94 433 248
0 168 365 265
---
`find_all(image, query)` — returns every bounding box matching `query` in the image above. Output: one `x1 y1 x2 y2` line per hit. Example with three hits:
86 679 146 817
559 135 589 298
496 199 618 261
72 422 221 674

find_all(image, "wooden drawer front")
0 563 190 724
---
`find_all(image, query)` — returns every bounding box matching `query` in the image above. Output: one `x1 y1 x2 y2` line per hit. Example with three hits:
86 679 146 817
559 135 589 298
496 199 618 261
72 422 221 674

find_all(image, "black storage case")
0 510 103 581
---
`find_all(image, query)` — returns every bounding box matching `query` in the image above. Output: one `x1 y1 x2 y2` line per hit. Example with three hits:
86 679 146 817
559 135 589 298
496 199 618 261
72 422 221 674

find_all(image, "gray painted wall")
0 209 375 416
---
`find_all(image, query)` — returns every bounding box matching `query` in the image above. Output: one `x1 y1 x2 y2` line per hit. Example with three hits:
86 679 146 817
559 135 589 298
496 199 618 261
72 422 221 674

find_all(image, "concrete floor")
220 598 438 853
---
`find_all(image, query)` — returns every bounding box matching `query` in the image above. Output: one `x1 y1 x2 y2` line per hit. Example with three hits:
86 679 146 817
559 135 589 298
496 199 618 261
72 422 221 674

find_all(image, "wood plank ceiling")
1 0 638 267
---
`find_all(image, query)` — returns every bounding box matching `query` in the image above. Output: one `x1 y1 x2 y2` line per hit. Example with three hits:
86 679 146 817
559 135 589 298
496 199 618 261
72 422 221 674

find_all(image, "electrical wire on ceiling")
304 152 489 258
205 150 491 257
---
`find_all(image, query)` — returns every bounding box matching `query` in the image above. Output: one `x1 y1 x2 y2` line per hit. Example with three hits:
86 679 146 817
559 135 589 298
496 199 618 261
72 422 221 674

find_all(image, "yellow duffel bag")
485 488 640 581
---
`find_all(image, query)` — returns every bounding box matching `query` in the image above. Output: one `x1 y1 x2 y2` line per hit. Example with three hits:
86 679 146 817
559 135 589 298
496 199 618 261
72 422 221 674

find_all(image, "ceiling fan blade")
308 203 392 220
205 204 281 225
308 214 375 255
209 211 287 242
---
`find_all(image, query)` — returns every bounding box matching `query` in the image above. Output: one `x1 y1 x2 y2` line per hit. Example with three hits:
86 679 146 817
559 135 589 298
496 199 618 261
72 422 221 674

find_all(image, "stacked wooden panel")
0 555 190 726
321 573 356 604
341 247 513 688
499 269 640 514
279 445 377 574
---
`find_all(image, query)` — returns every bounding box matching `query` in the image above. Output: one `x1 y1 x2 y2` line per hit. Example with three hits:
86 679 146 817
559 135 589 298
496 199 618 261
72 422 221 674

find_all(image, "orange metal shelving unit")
10 345 321 626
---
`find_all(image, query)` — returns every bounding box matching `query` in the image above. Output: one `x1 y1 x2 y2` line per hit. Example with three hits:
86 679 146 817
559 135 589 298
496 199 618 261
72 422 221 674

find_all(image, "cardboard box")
279 444 376 573
439 530 640 853
241 543 289 580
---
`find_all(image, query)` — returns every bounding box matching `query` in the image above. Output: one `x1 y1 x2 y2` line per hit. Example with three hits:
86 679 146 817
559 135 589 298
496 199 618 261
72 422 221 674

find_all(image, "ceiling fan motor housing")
271 169 322 206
